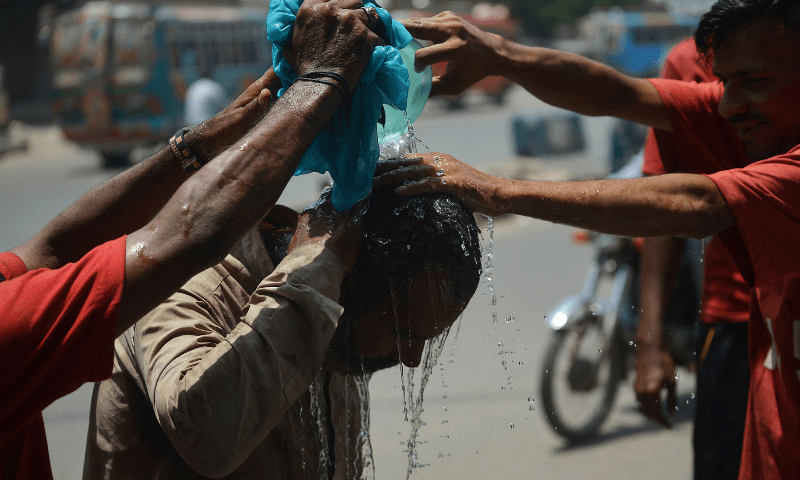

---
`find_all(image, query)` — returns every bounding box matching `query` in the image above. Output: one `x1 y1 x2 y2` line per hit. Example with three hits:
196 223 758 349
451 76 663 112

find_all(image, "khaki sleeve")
136 244 346 478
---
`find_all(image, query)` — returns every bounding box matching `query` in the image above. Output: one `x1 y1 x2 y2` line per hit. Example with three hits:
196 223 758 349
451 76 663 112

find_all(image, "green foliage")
503 0 645 37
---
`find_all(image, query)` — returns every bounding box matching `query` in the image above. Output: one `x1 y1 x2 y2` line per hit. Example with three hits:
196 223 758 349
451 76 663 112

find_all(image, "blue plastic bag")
267 0 413 210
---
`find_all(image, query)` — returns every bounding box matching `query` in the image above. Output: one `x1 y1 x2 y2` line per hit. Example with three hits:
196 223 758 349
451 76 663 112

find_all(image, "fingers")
395 177 448 195
399 14 455 42
637 392 672 429
373 165 432 188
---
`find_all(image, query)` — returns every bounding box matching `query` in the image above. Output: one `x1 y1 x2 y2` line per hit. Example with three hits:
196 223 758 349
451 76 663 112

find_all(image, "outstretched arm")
118 0 379 335
11 69 280 272
401 12 672 131
374 153 734 239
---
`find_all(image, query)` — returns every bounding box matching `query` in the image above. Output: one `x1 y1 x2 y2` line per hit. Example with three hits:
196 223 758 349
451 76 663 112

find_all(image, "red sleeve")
0 236 126 444
0 252 28 281
647 79 749 175
708 149 800 287
642 38 715 178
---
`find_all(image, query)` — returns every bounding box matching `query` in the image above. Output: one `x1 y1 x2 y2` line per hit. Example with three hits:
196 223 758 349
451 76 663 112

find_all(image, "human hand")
400 12 505 97
634 344 677 428
187 68 281 162
284 0 382 91
373 153 505 216
289 188 366 275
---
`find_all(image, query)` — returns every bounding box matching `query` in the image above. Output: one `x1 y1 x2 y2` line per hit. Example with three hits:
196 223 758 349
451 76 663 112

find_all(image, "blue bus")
51 2 271 167
580 9 699 77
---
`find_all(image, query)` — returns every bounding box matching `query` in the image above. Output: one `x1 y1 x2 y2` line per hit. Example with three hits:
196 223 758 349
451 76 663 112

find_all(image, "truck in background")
50 2 271 168
576 7 699 78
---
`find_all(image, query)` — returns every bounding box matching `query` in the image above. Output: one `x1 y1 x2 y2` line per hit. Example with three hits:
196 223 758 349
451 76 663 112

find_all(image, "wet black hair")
326 185 482 375
695 0 800 59
339 184 482 316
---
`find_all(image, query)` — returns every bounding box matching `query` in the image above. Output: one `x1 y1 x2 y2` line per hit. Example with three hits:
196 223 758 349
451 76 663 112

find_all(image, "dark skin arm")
400 12 672 131
635 236 684 428
374 153 735 239
8 0 378 337
119 0 379 335
11 68 280 271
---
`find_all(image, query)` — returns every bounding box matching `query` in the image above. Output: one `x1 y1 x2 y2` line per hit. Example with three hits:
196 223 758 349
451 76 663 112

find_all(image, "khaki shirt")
83 231 370 480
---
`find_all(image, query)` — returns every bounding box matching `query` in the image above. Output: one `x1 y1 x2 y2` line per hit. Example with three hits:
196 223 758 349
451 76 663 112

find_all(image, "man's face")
714 17 800 160
326 267 467 375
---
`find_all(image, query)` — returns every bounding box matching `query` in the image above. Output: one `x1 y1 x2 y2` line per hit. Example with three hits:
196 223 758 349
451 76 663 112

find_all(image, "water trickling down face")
324 185 482 375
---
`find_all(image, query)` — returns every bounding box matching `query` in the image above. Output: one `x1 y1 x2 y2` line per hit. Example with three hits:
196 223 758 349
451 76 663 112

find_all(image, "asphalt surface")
0 86 695 479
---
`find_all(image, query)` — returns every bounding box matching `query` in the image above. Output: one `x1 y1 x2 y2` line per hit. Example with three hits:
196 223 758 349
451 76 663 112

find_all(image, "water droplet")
435 169 444 176
442 406 447 411
439 453 444 459
690 392 696 399
675 373 680 380
441 180 447 185
674 406 679 411
501 386 506 391
510 423 514 429
628 341 634 346
598 348 603 353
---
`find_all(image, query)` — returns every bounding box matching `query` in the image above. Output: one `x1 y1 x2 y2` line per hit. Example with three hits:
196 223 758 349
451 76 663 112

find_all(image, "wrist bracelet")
295 71 353 121
169 127 206 174
295 77 347 102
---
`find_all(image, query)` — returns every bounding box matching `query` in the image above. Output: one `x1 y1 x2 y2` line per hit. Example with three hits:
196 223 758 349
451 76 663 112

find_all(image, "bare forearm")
12 149 187 270
493 174 733 238
636 236 685 348
497 41 671 130
120 82 342 329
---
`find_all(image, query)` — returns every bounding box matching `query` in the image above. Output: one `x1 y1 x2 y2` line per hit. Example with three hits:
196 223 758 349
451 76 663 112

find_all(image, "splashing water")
354 372 375 480
309 373 331 480
482 216 498 324
403 326 451 479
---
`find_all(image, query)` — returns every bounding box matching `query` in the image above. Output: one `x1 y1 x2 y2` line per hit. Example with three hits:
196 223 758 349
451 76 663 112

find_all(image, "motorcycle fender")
545 294 588 331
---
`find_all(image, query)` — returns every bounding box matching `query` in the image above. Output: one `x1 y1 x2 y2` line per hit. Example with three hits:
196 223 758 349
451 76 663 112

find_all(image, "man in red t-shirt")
634 38 751 480
376 1 800 478
0 4 380 479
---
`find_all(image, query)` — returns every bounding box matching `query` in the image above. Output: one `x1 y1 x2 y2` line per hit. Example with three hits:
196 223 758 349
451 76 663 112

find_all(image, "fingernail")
396 186 407 193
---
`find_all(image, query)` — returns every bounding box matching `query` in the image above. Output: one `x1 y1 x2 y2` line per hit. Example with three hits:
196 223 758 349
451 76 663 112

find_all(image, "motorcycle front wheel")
539 312 623 442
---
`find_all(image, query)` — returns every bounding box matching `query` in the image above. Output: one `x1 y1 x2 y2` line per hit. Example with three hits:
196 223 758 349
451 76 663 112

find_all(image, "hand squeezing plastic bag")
267 0 428 210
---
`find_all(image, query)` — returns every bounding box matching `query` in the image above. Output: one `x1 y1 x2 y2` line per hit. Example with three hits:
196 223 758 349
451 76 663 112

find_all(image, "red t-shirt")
0 237 126 479
653 78 800 479
644 40 751 324
709 147 800 480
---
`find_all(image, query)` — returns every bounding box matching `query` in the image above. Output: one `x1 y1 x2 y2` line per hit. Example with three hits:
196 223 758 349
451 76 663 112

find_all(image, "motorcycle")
539 154 702 443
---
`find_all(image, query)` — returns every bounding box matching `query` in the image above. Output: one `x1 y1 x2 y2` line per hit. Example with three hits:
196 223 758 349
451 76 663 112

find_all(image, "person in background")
0 1 380 478
183 58 229 126
376 1 800 477
83 186 481 479
633 38 751 480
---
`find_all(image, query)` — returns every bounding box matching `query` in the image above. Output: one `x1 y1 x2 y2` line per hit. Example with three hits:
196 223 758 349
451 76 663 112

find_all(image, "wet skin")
714 17 800 160
352 267 466 368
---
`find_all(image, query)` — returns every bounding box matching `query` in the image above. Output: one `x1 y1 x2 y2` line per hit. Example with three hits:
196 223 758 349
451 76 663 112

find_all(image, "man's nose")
718 85 749 120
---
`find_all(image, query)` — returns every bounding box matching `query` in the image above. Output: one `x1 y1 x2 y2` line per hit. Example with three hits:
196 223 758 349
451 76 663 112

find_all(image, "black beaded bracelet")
295 76 347 102
296 71 351 97
169 127 206 174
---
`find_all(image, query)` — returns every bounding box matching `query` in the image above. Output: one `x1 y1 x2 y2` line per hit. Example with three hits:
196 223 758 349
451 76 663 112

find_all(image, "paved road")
1 87 694 479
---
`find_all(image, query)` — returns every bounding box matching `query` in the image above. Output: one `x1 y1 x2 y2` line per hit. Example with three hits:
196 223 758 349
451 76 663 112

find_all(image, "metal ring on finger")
361 6 379 33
